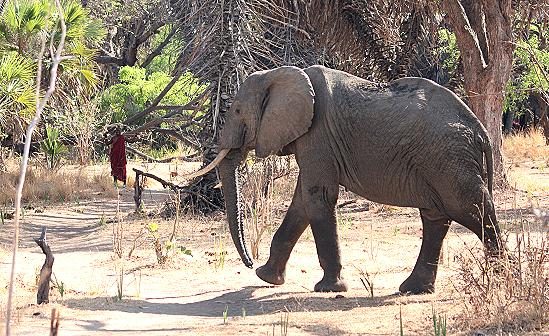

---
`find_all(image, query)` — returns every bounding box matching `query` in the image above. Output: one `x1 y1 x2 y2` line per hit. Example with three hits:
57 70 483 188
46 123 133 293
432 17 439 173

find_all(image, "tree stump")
34 227 54 304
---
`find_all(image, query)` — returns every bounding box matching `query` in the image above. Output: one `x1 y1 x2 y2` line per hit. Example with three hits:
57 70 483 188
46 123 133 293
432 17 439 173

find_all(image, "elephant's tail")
483 139 494 197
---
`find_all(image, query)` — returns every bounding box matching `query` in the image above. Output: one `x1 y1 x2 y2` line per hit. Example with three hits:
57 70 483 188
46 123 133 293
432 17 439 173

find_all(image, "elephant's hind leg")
399 208 450 294
256 180 309 286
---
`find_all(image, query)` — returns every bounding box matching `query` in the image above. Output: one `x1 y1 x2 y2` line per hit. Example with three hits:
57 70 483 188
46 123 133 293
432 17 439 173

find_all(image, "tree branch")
123 84 212 135
442 0 487 69
140 25 178 69
480 0 514 67
93 54 128 66
133 168 221 210
136 21 166 45
122 71 184 125
462 0 489 62
149 127 200 148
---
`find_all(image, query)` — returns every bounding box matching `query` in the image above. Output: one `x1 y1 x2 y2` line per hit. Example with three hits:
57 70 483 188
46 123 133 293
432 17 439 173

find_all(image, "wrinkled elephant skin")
216 65 503 293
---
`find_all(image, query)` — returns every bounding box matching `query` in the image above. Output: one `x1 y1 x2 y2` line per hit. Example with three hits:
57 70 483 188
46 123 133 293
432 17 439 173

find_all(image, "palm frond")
0 51 36 116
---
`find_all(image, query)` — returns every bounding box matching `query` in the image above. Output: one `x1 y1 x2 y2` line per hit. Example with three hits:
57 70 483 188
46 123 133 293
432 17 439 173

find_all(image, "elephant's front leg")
256 180 309 285
301 176 347 292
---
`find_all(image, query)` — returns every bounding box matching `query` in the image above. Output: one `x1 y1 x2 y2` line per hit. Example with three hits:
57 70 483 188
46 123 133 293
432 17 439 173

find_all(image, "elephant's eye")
235 109 241 115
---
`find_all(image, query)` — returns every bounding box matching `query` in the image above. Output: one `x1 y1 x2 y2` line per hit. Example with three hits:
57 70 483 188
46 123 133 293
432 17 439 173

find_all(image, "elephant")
186 65 503 293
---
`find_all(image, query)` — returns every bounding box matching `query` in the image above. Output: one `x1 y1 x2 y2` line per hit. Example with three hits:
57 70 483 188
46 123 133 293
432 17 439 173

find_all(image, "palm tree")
0 51 35 145
0 0 49 54
0 0 105 153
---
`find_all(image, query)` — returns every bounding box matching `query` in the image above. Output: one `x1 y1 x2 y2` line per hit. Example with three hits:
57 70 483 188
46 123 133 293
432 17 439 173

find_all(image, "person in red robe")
109 129 127 189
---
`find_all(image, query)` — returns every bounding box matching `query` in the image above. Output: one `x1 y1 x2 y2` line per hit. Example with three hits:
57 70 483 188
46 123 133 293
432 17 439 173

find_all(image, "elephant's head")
184 66 315 267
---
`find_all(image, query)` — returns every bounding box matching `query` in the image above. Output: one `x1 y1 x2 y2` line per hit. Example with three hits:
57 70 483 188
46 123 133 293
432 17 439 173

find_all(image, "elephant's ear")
255 66 315 158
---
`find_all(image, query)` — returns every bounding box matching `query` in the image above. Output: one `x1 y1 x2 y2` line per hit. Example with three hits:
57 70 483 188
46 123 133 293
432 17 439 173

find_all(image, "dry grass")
507 168 549 193
0 163 115 207
241 155 297 259
503 129 549 164
454 220 549 333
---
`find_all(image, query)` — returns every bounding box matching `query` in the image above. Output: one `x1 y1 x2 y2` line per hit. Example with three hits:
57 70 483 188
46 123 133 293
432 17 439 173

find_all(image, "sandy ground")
1 160 548 335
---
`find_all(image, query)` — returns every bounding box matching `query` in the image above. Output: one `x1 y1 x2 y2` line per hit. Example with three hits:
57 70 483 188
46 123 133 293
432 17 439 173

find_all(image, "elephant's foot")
398 274 435 294
256 264 285 285
314 277 348 292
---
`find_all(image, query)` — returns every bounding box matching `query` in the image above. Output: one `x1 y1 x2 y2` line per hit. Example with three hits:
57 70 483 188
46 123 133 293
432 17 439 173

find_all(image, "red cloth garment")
110 135 127 183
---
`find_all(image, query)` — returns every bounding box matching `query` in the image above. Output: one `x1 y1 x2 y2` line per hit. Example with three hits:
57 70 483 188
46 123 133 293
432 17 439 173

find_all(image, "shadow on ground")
0 189 172 252
63 286 431 318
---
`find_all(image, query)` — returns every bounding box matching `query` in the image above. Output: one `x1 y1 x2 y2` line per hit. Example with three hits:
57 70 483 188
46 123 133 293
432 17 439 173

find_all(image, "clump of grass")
269 310 290 336
213 235 226 270
51 273 66 300
355 265 376 298
454 223 548 333
115 264 124 301
399 305 404 336
223 305 229 324
432 305 447 336
503 129 549 164
0 165 115 206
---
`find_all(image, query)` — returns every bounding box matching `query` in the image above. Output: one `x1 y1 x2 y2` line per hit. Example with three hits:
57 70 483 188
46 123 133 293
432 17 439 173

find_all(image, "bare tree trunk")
442 0 515 186
466 71 512 183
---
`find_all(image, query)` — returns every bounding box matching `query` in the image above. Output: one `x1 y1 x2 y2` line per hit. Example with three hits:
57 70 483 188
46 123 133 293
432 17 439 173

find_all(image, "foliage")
56 0 105 90
41 124 67 171
504 27 549 117
145 24 183 74
0 51 35 135
437 29 460 79
0 0 105 164
0 0 50 54
0 0 105 86
146 221 188 264
100 66 205 123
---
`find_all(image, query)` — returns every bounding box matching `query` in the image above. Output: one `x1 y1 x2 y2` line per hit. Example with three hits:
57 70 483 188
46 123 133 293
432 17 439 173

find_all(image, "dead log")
132 168 221 212
34 227 54 304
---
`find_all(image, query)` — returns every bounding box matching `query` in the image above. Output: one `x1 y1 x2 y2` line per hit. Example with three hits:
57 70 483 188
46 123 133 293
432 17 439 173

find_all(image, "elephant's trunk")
218 150 253 268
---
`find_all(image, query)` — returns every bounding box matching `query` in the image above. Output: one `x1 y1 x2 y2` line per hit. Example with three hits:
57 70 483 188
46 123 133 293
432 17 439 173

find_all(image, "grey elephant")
186 65 503 293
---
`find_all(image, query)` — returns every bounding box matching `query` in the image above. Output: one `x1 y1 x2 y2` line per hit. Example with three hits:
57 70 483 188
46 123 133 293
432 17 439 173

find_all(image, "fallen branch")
133 168 221 211
34 227 54 304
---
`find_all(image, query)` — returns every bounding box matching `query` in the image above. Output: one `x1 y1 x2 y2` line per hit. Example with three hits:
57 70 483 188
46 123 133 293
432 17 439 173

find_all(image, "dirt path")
1 163 548 335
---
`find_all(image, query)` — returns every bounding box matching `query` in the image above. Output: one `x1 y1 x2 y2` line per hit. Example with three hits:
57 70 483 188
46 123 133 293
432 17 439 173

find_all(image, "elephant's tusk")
181 148 230 179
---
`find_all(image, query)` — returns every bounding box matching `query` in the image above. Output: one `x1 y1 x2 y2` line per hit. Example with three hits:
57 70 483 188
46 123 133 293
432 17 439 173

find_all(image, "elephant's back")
313 69 490 210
